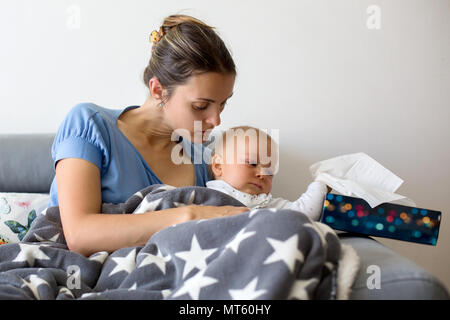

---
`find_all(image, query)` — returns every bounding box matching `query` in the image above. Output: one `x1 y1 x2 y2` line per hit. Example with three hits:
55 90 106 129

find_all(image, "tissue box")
321 193 441 245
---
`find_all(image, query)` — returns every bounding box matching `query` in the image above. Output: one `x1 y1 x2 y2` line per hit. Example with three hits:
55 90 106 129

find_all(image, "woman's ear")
149 77 165 101
211 154 223 178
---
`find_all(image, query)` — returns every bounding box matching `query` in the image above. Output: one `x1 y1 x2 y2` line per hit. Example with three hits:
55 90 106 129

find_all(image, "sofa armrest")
0 134 55 193
339 234 449 299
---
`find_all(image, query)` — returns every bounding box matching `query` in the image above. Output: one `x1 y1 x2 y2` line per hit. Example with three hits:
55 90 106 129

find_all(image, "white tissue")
309 152 416 208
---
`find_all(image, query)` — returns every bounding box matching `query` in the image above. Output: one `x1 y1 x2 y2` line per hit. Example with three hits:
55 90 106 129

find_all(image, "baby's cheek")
265 178 273 193
226 170 247 189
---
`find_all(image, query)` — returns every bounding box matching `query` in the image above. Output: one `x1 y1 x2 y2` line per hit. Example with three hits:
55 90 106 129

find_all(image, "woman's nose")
206 109 221 127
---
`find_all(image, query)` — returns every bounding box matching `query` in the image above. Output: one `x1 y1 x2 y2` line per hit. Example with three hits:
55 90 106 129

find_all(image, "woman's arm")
56 158 247 257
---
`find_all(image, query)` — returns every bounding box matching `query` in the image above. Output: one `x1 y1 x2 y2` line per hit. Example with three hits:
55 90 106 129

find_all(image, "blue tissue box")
321 194 442 245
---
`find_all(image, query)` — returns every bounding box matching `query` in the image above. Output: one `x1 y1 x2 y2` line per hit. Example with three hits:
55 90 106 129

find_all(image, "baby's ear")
211 154 223 177
212 154 223 165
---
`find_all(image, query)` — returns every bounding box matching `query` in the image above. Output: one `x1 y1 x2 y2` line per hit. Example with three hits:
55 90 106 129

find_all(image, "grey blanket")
0 184 358 300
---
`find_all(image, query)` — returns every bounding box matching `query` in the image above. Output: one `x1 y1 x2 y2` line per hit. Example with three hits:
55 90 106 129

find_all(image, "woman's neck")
117 98 175 151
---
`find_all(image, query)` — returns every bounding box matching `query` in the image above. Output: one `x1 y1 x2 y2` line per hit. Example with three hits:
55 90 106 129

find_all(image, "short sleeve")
51 103 107 171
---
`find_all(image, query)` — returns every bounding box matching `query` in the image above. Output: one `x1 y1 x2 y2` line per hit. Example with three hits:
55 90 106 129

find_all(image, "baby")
207 126 330 221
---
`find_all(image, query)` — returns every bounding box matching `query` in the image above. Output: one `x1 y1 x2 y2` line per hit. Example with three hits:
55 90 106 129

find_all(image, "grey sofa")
0 133 448 300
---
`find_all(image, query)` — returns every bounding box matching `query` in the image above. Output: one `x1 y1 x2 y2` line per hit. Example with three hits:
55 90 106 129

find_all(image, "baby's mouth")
249 182 263 190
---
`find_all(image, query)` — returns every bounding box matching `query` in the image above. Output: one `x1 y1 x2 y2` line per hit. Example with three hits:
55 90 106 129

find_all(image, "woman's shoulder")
66 102 117 122
53 103 122 148
51 103 125 170
58 102 123 134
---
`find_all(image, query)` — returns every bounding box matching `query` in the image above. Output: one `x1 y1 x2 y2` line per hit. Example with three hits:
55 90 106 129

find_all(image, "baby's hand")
313 178 332 193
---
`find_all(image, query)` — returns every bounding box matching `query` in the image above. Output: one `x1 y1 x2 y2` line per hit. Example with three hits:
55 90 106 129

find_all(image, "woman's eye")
193 104 208 111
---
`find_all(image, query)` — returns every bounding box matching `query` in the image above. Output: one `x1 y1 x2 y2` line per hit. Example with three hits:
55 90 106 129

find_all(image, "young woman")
50 15 248 256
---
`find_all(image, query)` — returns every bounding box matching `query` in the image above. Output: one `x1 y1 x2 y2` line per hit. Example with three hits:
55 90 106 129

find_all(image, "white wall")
1 0 449 292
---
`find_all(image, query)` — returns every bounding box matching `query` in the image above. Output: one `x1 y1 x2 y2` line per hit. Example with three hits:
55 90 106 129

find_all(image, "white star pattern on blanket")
134 198 163 214
34 233 60 243
133 191 143 198
161 289 172 298
175 234 218 279
128 283 137 291
225 228 256 254
228 277 266 299
108 249 137 277
172 268 218 300
137 249 171 274
156 185 176 192
174 190 196 207
248 209 260 218
288 278 318 300
21 275 50 300
58 286 75 298
263 234 304 273
88 251 109 264
13 243 51 267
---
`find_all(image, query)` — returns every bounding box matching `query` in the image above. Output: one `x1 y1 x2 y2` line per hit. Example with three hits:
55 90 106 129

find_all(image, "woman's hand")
184 204 249 221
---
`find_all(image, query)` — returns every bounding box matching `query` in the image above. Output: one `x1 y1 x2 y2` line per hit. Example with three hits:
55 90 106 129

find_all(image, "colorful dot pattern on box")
321 194 441 246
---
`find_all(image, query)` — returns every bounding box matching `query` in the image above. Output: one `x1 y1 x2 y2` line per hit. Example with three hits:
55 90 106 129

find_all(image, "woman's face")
164 72 235 144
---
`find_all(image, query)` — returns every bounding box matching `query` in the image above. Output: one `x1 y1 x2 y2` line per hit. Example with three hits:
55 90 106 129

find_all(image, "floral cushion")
0 193 50 245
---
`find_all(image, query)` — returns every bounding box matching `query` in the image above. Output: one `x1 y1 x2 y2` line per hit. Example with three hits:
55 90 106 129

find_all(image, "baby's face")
213 134 277 195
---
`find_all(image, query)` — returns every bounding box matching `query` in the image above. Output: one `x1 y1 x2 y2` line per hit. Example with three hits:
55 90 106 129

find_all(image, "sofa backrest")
0 134 55 193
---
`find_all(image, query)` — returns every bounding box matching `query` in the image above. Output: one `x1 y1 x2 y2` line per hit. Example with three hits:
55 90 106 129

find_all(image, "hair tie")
150 29 162 46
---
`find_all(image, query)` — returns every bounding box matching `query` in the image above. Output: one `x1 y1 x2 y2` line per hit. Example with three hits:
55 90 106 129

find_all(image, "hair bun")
160 14 214 35
149 15 213 53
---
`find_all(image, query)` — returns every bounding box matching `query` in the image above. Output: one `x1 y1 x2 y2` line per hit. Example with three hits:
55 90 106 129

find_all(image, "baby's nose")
256 170 266 179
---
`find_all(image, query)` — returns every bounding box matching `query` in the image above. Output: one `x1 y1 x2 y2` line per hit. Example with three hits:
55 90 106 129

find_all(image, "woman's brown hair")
143 14 236 100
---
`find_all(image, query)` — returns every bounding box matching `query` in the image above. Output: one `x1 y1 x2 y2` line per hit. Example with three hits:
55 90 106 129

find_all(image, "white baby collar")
206 180 272 208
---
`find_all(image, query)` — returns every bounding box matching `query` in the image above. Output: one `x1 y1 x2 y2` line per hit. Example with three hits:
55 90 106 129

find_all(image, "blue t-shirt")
49 103 212 206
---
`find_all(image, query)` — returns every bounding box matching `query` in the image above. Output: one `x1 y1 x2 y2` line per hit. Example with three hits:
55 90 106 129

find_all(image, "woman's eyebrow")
197 92 234 104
